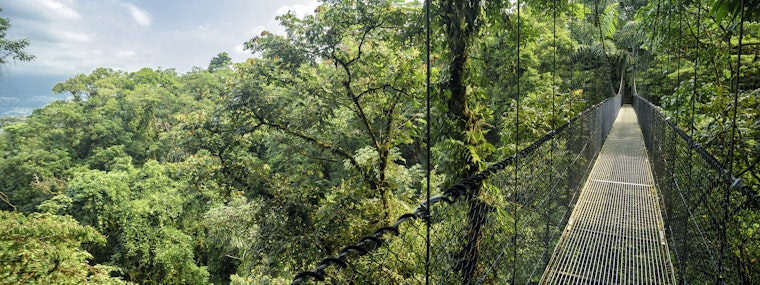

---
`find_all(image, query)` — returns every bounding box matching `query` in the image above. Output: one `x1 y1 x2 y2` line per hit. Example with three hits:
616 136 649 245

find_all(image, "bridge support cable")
540 0 559 277
723 1 745 284
539 105 676 284
511 2 523 284
291 95 621 284
633 94 760 284
681 0 700 283
424 0 431 283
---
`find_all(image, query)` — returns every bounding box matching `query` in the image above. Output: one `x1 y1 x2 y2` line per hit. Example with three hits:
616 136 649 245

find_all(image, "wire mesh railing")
632 94 760 284
292 95 621 284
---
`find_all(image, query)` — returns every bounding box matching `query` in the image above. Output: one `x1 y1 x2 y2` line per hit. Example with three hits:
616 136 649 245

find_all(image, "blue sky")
0 0 320 115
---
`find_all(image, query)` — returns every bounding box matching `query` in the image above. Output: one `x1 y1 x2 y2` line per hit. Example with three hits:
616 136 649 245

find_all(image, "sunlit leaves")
601 2 621 39
0 211 128 284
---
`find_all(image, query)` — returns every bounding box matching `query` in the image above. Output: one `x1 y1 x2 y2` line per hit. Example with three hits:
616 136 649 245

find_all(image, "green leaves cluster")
1 65 228 283
0 8 34 66
0 211 128 285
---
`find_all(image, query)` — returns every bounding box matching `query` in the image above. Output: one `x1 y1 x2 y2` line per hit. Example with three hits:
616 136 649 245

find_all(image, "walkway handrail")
632 94 759 283
292 94 621 284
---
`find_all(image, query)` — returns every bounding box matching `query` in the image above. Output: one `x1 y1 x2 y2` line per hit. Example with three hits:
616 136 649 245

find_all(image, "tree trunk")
632 48 639 96
618 65 625 97
440 1 487 283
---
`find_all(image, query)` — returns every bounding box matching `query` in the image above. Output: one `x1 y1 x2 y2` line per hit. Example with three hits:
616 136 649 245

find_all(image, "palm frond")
574 44 606 62
616 21 645 48
600 2 620 39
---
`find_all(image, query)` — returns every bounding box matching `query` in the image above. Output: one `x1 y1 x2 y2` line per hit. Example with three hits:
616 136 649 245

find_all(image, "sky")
0 0 320 116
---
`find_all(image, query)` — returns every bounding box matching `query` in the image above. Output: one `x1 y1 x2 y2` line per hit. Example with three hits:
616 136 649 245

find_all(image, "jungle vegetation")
0 0 757 284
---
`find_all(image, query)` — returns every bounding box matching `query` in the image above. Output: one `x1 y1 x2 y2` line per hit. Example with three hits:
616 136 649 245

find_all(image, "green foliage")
0 211 129 285
637 0 759 280
712 0 760 22
0 64 232 283
600 2 620 39
0 8 34 66
65 162 210 284
208 52 232 72
239 0 428 226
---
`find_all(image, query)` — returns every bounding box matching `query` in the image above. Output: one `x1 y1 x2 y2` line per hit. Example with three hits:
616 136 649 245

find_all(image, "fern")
600 2 620 39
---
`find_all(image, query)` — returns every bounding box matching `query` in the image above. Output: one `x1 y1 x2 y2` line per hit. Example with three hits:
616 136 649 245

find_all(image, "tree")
52 68 129 102
436 0 494 180
65 161 211 284
0 8 34 68
1 63 234 282
196 0 433 280
208 52 232 72
239 0 427 223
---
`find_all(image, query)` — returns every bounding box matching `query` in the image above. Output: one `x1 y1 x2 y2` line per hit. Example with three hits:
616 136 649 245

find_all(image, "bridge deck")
540 105 676 284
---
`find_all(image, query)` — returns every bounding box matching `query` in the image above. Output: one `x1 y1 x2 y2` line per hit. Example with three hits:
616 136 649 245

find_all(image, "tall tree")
238 0 426 223
204 0 431 280
437 0 492 179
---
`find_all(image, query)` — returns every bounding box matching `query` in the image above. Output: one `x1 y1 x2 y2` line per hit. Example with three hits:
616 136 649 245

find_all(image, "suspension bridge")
290 93 758 284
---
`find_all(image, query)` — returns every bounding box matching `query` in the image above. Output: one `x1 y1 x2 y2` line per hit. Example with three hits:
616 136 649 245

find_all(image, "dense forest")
1 0 758 284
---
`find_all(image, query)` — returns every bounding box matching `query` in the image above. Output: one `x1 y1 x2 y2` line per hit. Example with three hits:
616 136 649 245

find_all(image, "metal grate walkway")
540 105 676 284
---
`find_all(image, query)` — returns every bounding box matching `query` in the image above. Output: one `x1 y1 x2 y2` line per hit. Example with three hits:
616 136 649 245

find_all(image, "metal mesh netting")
539 106 676 284
633 95 760 284
292 95 621 284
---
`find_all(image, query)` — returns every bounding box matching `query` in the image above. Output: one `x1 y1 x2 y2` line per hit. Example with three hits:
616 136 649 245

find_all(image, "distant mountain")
0 74 67 117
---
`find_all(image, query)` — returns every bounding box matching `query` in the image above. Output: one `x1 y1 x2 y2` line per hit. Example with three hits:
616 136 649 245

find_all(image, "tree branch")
262 119 373 187
336 57 382 153
346 20 383 66
0 191 16 211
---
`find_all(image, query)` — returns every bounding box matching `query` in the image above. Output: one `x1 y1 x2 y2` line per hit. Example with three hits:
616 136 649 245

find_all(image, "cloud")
0 97 20 103
234 44 246 55
122 3 151 27
38 0 81 20
275 1 321 17
116 50 138 59
58 30 92 43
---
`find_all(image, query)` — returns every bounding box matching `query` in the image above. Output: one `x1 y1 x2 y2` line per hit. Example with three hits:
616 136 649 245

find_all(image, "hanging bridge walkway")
291 94 756 284
540 106 674 284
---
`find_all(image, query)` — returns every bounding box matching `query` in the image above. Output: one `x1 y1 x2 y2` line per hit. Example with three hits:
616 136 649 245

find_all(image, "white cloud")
37 0 81 20
116 50 138 59
58 30 92 43
123 3 151 27
275 1 321 17
234 44 246 55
